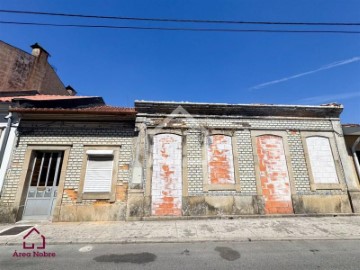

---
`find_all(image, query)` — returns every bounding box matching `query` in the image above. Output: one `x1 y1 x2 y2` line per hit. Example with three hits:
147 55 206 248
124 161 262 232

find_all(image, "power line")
2 21 360 34
0 9 359 26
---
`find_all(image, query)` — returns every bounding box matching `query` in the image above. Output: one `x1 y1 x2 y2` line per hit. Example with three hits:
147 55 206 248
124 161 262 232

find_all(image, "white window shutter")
83 156 114 193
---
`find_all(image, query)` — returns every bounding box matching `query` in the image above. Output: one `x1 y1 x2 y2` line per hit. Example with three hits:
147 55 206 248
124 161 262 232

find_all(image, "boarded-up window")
256 135 293 214
306 137 339 184
83 155 114 193
151 133 182 216
207 135 235 185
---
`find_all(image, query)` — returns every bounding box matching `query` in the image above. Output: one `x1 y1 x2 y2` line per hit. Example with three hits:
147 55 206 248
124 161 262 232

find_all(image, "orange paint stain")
257 135 293 215
152 134 182 216
207 135 235 185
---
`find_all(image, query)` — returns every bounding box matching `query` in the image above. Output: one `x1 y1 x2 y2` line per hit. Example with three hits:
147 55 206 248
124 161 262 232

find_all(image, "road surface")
0 240 359 269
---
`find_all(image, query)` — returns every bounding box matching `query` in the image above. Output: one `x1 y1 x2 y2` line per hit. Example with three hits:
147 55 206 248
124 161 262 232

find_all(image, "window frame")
145 130 188 198
301 132 345 191
202 130 240 192
78 146 119 202
251 130 296 196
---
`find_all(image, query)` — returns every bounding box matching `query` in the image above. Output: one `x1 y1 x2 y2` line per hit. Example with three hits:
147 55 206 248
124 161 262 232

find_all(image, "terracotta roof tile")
0 94 97 103
10 105 137 115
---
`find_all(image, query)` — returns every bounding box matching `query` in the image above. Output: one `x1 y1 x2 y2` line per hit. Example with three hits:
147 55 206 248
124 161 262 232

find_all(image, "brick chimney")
66 85 77 96
30 43 50 61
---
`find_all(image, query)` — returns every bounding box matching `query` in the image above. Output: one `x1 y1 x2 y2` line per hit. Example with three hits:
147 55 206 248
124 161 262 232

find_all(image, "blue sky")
1 0 359 122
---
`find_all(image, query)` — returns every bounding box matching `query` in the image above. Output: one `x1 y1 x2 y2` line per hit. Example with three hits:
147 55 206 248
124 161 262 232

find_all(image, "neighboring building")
343 124 360 212
0 100 136 222
127 101 360 219
0 40 78 195
0 40 75 95
0 95 104 196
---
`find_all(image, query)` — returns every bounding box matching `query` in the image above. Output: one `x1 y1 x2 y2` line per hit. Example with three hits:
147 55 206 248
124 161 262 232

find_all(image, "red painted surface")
256 135 293 214
207 135 235 184
151 134 182 216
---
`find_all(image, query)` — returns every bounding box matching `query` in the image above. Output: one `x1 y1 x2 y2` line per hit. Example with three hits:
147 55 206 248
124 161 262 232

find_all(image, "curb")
2 237 360 246
141 213 360 221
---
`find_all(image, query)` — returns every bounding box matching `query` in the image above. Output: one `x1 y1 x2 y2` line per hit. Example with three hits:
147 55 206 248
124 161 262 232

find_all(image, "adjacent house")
0 98 136 222
0 94 103 194
343 123 360 212
0 41 76 195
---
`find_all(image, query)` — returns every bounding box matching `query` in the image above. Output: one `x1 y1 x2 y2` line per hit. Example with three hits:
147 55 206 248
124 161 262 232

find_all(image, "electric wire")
1 20 360 34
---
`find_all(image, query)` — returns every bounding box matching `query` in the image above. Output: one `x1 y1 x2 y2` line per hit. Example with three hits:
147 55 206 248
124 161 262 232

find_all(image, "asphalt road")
0 240 359 270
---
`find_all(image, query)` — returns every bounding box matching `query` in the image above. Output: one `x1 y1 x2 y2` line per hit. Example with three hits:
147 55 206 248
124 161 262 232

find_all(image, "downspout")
352 136 360 180
0 112 12 167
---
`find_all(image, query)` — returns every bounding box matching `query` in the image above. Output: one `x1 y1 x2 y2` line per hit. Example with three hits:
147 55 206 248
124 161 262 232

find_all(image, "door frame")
14 145 71 221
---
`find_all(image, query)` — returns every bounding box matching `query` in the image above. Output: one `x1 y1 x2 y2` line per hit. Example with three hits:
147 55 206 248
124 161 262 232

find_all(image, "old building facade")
127 101 360 219
1 100 360 222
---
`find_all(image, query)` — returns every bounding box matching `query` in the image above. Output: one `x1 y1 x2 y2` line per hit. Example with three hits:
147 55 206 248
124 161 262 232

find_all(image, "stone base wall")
0 203 17 223
126 193 353 220
54 203 127 222
349 191 360 213
292 194 352 214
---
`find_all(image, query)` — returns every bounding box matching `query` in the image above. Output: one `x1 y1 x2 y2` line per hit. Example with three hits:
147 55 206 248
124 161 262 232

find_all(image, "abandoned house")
0 99 360 222
128 101 360 219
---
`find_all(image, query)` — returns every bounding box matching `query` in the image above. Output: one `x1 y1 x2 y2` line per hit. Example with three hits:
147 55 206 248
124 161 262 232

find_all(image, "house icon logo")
23 228 46 250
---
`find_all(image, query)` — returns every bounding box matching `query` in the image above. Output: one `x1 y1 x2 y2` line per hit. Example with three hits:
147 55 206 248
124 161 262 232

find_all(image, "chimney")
30 43 50 60
66 85 77 96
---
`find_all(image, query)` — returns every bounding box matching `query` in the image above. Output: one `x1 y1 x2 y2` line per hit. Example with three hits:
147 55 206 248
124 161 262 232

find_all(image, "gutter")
0 112 12 167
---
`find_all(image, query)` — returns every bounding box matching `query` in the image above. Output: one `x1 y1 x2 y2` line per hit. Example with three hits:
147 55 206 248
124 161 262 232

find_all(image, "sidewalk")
1 216 360 245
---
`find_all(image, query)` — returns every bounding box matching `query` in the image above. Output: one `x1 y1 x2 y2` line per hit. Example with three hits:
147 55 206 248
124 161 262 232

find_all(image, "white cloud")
249 57 360 90
299 91 360 104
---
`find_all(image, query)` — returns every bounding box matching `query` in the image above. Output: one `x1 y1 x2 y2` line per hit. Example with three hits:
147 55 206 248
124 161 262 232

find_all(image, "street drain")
0 226 33 236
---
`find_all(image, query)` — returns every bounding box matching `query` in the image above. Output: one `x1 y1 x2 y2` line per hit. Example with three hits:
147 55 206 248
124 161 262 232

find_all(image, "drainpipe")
352 136 360 180
0 112 12 168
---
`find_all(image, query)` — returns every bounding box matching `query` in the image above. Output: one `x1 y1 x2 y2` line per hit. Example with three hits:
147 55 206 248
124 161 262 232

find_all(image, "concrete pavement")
1 216 360 245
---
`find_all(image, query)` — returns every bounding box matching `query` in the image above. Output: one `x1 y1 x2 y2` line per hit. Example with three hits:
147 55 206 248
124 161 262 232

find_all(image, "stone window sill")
204 184 240 192
80 192 112 200
310 183 344 191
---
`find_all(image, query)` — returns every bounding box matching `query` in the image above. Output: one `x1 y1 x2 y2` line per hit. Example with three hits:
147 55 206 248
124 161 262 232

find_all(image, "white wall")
0 125 17 194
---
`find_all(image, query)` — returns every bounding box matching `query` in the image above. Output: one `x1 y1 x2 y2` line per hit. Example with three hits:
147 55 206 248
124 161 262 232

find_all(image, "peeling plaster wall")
151 134 182 216
256 135 293 214
207 135 235 185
